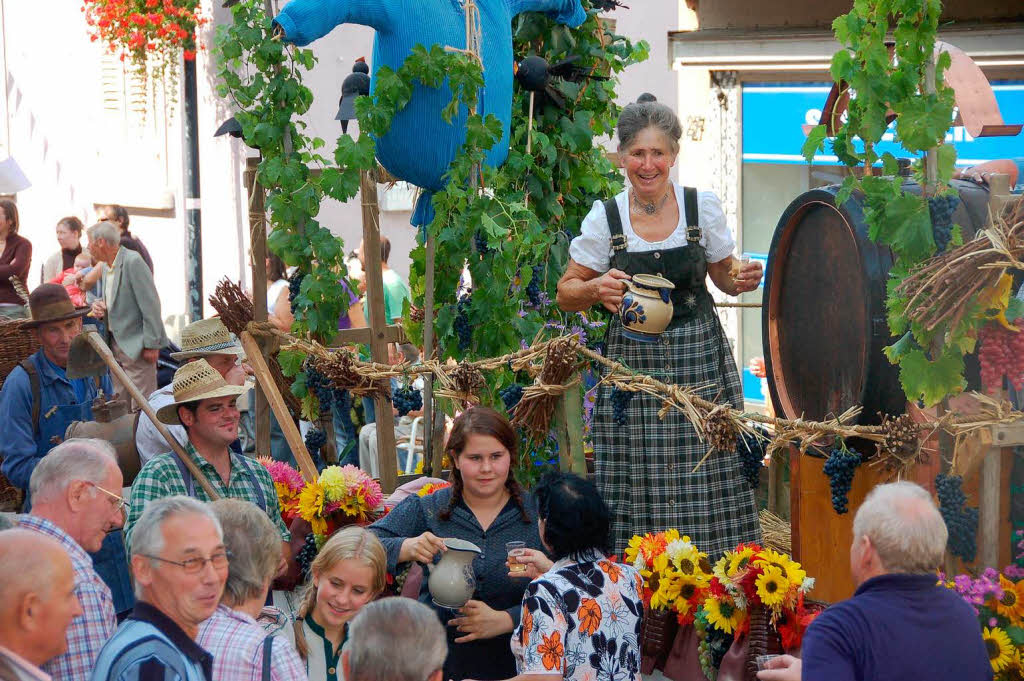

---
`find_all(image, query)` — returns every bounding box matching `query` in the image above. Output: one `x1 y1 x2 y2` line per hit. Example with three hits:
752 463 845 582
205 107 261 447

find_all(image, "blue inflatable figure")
274 0 586 226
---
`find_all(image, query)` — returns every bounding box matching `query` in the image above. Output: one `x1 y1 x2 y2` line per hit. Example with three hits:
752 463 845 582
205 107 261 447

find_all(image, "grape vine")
802 0 980 407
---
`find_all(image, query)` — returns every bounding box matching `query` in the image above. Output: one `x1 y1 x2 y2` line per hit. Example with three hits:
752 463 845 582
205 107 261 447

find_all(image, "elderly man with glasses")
92 496 228 681
18 438 125 681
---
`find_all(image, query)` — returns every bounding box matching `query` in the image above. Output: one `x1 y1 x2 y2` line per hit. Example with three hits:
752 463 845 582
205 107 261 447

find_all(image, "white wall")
1 1 679 336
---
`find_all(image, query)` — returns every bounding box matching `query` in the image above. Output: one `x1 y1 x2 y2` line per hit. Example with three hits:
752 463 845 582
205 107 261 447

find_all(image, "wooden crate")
790 444 1015 604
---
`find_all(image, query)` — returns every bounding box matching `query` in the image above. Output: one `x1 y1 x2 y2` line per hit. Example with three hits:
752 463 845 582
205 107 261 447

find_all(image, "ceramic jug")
427 538 482 608
619 273 676 342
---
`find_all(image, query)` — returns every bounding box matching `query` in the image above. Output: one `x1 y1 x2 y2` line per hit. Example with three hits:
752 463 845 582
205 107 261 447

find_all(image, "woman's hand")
506 548 553 580
399 532 447 564
733 259 763 294
594 268 631 312
449 600 514 643
756 654 801 681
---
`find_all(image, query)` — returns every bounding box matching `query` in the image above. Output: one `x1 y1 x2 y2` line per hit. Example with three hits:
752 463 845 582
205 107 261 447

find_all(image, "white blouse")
568 183 736 272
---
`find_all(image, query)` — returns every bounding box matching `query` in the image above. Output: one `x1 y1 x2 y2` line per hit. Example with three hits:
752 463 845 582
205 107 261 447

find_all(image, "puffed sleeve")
698 191 736 264
568 199 614 273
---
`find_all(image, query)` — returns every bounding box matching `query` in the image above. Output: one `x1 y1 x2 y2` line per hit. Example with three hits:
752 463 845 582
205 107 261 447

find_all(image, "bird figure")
336 57 371 133
514 54 609 111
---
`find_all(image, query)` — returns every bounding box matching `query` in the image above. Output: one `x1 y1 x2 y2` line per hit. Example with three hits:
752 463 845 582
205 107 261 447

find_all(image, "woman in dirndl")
556 95 763 558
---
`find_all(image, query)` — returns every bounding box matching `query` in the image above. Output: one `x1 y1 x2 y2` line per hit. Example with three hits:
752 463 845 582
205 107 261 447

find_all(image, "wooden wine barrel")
762 179 991 424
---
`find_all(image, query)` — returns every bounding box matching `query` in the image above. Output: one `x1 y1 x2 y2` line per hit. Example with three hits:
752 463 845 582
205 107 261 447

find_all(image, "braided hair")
438 407 531 524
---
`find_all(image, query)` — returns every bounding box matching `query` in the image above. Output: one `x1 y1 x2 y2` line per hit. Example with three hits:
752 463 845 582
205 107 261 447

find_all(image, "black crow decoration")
337 57 371 134
514 54 609 112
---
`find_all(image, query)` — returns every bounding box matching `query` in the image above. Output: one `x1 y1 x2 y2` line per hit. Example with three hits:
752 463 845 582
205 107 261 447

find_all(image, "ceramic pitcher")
427 538 482 608
619 273 676 342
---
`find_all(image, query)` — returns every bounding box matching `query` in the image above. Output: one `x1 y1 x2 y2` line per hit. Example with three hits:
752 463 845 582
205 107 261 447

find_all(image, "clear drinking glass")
506 541 527 573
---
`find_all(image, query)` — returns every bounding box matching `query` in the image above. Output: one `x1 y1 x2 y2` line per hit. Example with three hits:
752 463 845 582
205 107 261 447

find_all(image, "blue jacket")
91 602 212 681
0 348 113 493
801 573 992 681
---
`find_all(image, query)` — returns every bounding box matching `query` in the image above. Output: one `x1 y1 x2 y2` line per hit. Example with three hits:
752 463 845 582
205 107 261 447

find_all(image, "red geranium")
82 0 204 71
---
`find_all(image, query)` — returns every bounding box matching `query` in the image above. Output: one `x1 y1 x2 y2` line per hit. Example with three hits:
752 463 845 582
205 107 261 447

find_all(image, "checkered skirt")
594 311 762 558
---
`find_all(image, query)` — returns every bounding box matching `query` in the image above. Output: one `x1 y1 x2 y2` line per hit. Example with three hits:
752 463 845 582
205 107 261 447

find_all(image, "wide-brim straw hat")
22 284 90 328
156 359 252 425
170 318 245 360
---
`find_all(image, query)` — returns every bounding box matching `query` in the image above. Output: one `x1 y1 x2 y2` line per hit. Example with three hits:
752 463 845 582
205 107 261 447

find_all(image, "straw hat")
170 318 245 360
23 284 89 328
156 359 252 425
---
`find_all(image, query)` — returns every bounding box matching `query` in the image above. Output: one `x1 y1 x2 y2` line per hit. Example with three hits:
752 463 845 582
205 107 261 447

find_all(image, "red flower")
183 49 196 60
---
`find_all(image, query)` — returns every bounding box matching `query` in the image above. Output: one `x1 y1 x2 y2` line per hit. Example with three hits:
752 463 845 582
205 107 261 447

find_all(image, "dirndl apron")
592 187 761 559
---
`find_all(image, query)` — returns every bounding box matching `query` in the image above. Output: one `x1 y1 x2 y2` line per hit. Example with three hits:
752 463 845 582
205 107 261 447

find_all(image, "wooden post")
554 377 586 476
359 169 399 493
423 234 443 478
245 159 272 458
240 331 319 481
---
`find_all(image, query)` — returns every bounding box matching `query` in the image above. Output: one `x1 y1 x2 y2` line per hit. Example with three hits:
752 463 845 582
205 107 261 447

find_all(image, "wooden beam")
359 169 399 493
240 331 319 481
328 324 407 348
245 161 272 458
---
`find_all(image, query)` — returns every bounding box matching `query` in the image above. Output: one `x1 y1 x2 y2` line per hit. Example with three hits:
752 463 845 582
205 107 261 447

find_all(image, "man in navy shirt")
759 481 991 681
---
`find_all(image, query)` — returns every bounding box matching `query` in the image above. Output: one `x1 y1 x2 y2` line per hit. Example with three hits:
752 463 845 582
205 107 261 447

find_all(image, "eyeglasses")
84 481 130 513
142 550 232 574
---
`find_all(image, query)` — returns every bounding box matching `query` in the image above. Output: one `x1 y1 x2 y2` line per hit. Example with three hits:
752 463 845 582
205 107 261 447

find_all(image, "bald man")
0 529 83 681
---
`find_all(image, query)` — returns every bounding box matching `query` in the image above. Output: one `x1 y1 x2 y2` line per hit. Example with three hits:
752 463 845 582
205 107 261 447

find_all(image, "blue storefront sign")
742 82 1024 165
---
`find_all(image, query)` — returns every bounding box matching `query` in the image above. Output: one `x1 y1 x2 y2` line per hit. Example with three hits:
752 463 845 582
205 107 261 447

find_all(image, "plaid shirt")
197 605 306 681
124 443 289 553
18 515 116 681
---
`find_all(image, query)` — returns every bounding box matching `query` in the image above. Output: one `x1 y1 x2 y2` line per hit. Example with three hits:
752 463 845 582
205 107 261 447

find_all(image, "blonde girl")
285 526 388 681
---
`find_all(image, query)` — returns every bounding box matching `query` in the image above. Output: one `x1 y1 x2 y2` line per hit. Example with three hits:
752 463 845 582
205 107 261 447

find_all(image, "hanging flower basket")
82 0 207 94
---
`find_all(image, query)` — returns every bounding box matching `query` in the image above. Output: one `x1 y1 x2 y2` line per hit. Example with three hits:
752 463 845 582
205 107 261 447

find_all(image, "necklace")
631 189 671 216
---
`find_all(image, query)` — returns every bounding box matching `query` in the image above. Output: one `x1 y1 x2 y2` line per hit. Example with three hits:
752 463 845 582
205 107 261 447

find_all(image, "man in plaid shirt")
19 439 124 681
198 499 305 681
124 360 290 565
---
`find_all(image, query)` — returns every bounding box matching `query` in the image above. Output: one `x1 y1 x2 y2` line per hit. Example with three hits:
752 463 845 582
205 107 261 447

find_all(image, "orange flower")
578 598 602 636
538 631 564 671
521 608 534 647
600 561 622 583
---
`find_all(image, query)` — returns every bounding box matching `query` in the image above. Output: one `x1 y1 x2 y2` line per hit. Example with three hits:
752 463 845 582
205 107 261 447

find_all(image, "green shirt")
382 269 410 323
124 443 290 552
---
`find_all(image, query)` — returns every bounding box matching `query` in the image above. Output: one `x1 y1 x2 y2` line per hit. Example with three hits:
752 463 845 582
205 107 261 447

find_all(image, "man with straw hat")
124 359 290 563
0 284 134 615
135 318 248 466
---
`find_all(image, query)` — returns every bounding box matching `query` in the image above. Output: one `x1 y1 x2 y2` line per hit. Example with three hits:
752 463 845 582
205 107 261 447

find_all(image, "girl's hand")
595 269 632 312
449 600 514 643
506 548 553 580
399 532 447 564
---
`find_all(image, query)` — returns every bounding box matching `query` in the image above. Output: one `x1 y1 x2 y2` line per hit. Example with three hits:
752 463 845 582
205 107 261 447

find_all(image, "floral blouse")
512 550 644 681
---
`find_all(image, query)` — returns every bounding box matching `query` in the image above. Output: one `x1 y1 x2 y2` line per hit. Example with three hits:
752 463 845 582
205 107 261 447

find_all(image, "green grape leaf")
899 347 966 406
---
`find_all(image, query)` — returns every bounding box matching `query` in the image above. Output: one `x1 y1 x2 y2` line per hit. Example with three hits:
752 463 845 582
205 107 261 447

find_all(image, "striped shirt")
197 606 306 681
124 443 289 553
19 515 116 681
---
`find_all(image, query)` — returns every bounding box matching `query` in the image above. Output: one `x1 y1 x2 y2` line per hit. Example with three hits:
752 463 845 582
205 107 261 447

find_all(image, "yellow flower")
727 546 757 577
650 570 681 610
624 535 644 566
676 571 707 603
297 480 325 523
757 549 806 587
983 626 1014 673
712 555 730 582
310 515 328 536
704 596 744 634
755 565 791 608
996 575 1024 624
319 467 350 500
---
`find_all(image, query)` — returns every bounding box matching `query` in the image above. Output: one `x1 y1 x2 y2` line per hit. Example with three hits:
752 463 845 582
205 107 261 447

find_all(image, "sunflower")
676 571 708 603
297 480 326 523
983 626 1015 673
704 596 744 634
758 549 806 586
727 546 758 577
650 568 682 610
997 575 1024 624
755 565 791 608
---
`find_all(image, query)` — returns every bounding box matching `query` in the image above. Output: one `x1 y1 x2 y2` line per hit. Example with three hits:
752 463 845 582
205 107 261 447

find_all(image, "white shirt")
135 384 187 465
568 183 736 272
267 279 288 315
